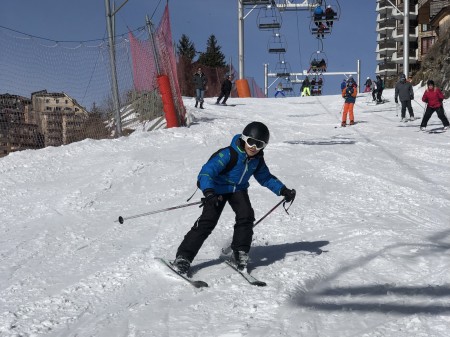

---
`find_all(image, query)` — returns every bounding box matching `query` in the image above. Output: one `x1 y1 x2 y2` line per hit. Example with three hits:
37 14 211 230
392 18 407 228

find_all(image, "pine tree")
197 34 226 67
177 34 196 61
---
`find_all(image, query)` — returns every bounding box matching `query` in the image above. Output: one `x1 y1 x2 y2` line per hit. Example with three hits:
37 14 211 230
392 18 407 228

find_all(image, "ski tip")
192 280 209 288
252 281 267 287
118 216 124 224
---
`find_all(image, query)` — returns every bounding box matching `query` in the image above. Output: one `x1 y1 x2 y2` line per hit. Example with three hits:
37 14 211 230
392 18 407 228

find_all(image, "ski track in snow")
1 89 450 336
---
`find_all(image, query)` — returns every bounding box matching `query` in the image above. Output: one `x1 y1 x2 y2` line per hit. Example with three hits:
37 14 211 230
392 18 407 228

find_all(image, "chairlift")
308 50 328 73
268 33 287 54
274 59 292 78
310 75 324 96
280 78 295 96
257 5 282 30
309 0 340 36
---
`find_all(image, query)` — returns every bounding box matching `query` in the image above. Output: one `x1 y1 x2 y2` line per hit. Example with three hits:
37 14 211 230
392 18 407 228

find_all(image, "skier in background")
341 80 357 127
172 122 296 274
394 73 415 122
216 75 233 106
275 82 285 97
301 77 311 96
420 80 449 131
374 75 384 103
193 67 208 109
364 77 372 93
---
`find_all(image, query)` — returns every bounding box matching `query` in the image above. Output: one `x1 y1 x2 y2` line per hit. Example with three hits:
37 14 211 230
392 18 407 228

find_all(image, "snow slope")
1 87 450 337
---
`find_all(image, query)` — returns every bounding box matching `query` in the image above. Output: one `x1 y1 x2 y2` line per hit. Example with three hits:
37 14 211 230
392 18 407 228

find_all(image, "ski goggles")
241 135 267 150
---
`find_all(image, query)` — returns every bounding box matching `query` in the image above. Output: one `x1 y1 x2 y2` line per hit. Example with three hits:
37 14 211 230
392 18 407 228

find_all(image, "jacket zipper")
233 157 249 193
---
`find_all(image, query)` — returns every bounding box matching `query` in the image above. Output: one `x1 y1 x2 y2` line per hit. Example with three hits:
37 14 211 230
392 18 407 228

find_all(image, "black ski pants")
400 100 414 118
176 190 255 262
420 106 450 128
217 90 230 104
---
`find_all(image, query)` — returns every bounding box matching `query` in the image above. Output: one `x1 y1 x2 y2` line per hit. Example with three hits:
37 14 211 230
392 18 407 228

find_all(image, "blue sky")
0 0 377 96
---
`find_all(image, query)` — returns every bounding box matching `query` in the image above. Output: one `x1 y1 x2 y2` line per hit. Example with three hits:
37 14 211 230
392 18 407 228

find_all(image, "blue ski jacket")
197 134 285 196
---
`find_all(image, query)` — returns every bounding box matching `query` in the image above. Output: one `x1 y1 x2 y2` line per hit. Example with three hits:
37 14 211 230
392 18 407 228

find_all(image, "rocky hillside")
413 29 450 98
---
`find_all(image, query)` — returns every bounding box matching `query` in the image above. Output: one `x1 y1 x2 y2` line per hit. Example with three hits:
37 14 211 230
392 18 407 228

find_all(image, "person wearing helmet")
216 74 233 106
364 77 372 93
325 5 336 27
341 80 357 127
395 73 415 122
173 122 296 274
420 80 449 131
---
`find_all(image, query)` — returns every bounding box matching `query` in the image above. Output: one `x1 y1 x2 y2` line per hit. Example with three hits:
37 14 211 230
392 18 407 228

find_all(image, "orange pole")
157 75 179 128
236 79 251 98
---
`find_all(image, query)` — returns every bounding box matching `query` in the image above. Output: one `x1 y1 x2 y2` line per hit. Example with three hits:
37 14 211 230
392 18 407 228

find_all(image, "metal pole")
145 15 161 75
238 0 244 80
357 59 361 93
264 63 268 97
104 0 122 137
403 0 410 77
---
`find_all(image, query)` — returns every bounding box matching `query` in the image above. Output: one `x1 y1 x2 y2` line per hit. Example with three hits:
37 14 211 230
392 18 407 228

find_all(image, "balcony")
391 3 418 20
376 41 397 55
392 25 418 41
391 49 419 64
376 62 397 76
376 0 393 12
377 20 396 33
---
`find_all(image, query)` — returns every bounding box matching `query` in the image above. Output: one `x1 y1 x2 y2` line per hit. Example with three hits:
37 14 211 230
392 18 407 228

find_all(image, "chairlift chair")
274 59 292 78
257 5 282 30
310 75 324 96
268 33 287 53
308 50 328 73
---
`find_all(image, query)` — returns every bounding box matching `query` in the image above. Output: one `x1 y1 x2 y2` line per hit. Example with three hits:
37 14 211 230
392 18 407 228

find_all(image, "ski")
224 260 267 287
155 257 208 288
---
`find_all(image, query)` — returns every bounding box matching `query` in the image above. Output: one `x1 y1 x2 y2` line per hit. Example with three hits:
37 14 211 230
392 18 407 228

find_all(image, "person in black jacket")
394 73 415 121
216 75 233 105
374 75 384 103
193 67 208 109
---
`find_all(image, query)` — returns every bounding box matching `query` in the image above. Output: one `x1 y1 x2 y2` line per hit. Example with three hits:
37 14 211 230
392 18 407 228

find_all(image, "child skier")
341 81 357 127
172 122 296 274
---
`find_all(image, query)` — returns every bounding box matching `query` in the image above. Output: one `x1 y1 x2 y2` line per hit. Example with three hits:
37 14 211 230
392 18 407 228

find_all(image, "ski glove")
395 98 398 103
202 189 221 208
281 187 296 203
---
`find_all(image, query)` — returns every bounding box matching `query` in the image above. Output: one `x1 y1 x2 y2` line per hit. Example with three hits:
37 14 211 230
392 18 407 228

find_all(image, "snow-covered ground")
1 86 449 337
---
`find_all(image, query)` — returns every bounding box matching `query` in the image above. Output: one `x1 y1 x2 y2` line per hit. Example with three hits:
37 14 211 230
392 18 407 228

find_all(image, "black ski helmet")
427 79 435 86
242 121 270 144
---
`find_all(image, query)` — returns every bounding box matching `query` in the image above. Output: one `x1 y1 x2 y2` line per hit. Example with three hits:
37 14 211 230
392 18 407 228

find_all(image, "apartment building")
31 90 89 147
376 0 449 80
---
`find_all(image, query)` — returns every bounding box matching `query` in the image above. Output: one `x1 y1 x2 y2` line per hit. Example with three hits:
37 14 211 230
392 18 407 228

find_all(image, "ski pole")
413 99 426 110
222 197 288 255
116 200 203 224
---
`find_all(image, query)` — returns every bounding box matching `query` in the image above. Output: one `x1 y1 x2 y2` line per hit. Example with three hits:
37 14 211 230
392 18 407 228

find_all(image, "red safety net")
129 4 186 126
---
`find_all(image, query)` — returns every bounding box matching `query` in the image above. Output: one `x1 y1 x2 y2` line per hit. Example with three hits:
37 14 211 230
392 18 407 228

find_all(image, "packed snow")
1 86 449 337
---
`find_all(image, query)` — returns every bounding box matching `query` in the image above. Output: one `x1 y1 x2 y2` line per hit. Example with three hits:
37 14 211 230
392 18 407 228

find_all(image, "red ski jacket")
422 88 444 109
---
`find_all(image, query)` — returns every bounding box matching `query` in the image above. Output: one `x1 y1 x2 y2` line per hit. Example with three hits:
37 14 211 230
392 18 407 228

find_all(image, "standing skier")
364 77 372 93
341 81 357 127
172 122 296 274
374 75 384 103
420 80 449 131
193 67 208 109
275 83 285 97
395 74 415 122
